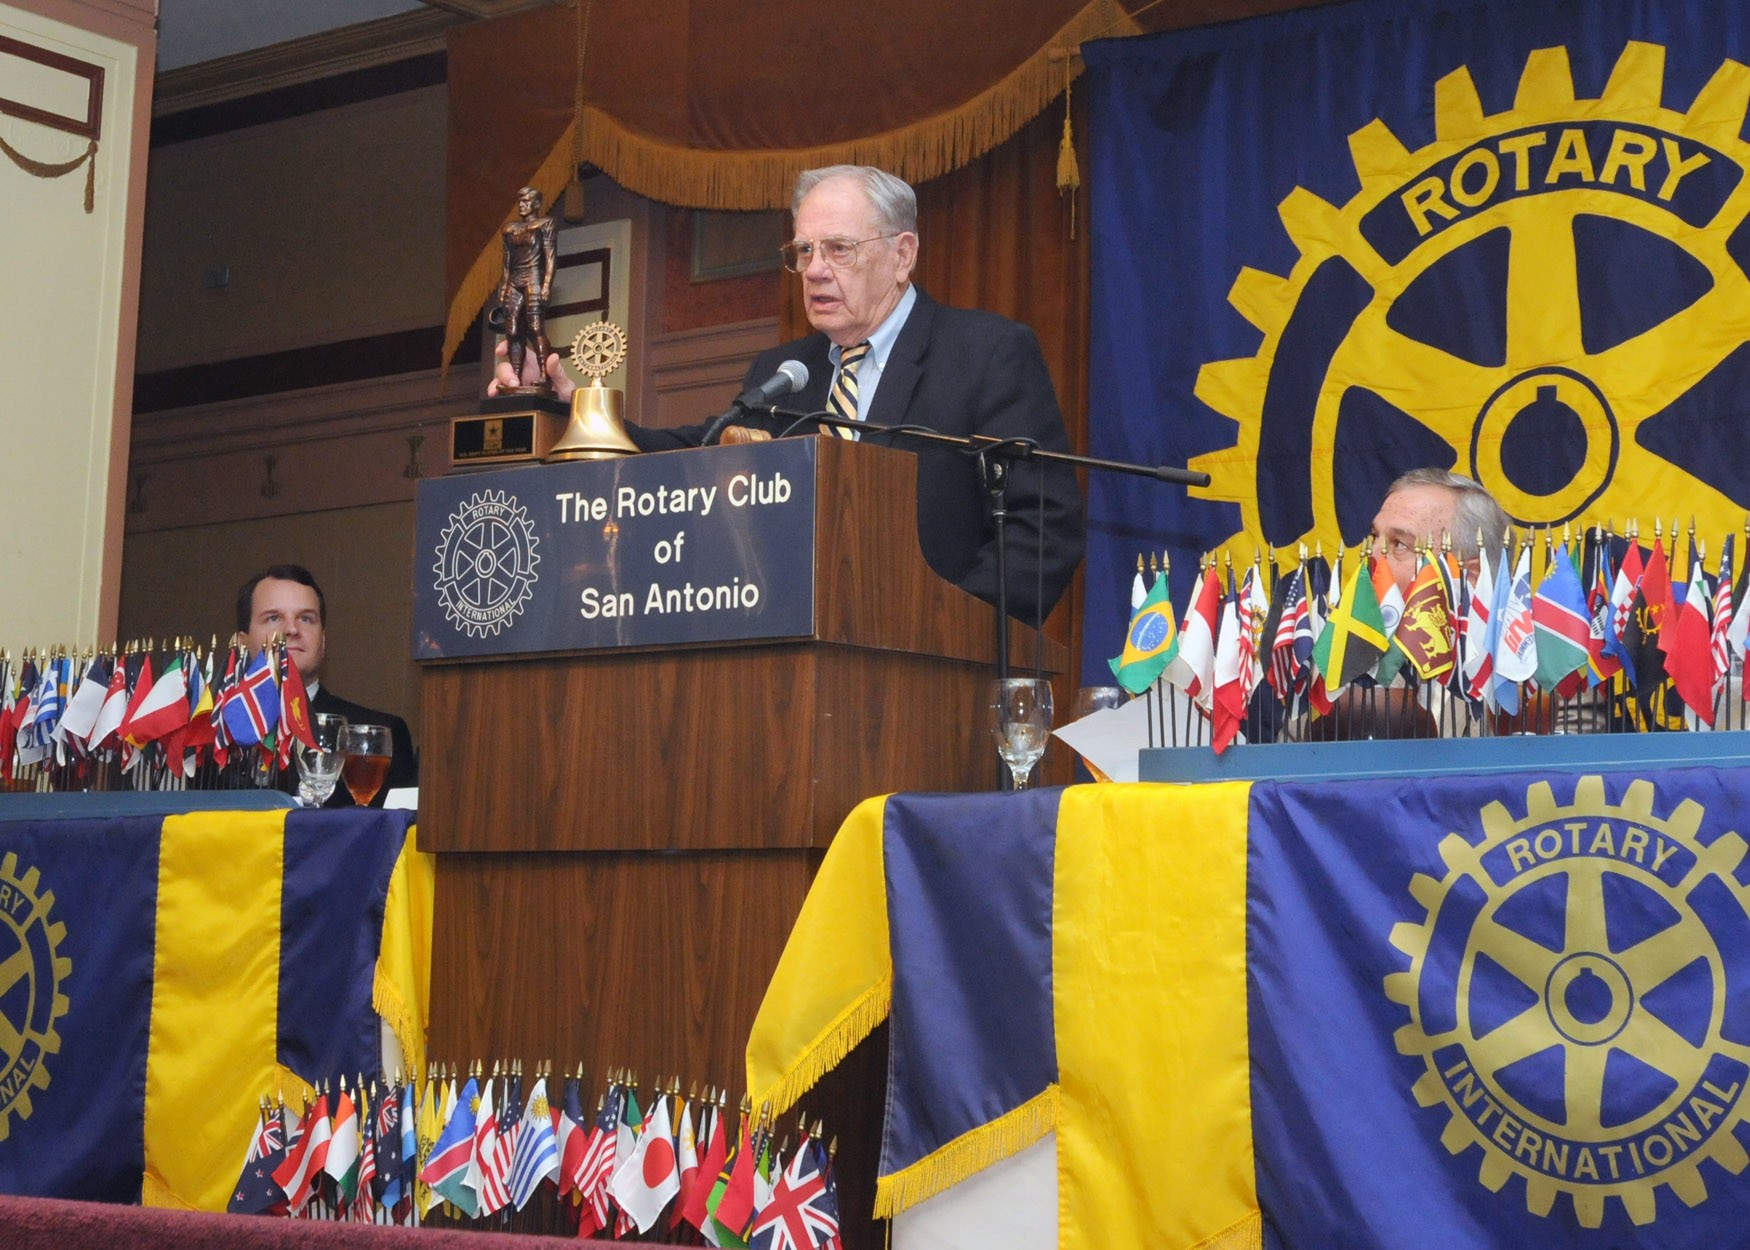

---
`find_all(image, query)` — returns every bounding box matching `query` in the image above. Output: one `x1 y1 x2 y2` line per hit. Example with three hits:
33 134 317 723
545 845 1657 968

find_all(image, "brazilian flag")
1108 575 1177 694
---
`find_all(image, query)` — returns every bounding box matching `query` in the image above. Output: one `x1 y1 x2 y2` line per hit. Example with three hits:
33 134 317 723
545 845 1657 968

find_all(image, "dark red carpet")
0 1195 664 1249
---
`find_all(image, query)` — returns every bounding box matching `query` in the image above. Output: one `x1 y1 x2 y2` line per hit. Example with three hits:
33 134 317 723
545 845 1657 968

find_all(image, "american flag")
493 1071 523 1206
1711 535 1735 703
576 1082 624 1237
1265 566 1307 702
351 1092 377 1222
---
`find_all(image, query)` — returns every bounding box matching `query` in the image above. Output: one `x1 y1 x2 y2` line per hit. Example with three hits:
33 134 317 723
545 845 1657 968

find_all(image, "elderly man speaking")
503 165 1085 623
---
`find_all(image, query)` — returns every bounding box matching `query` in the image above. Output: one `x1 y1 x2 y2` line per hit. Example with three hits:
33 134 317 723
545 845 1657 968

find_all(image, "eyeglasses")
779 233 900 273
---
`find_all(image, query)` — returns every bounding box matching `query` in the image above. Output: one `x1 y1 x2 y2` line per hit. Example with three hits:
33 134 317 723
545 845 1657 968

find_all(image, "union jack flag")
228 1103 289 1216
209 646 240 757
749 1135 839 1250
374 1081 404 1210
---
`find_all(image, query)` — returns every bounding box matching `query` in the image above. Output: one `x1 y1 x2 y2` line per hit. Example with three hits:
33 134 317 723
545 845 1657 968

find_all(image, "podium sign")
413 440 817 658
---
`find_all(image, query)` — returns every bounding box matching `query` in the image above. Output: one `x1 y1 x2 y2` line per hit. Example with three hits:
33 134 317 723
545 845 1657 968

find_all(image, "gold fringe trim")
443 0 1141 369
873 1084 1062 1218
580 0 1136 210
374 961 420 1086
276 1063 317 1110
753 979 891 1118
1189 1210 1264 1250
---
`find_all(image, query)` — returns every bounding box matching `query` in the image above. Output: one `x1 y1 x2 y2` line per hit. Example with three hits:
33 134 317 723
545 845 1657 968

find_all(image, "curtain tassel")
1054 59 1080 239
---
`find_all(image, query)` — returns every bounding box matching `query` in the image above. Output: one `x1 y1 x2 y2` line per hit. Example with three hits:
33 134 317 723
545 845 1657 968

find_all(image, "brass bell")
546 378 640 462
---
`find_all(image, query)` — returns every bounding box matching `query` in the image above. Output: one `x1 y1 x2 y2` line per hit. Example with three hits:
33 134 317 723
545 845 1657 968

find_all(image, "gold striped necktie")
827 341 871 439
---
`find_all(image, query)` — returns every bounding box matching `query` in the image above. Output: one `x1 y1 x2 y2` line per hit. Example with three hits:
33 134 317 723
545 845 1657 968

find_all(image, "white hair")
1387 467 1511 558
792 166 918 235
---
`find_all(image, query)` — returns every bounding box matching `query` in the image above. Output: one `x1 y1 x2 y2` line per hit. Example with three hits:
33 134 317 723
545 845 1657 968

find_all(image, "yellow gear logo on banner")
1385 776 1750 1228
1190 42 1750 563
0 852 70 1141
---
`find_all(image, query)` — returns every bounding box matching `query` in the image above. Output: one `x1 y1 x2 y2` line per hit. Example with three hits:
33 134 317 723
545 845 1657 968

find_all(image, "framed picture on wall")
690 210 785 282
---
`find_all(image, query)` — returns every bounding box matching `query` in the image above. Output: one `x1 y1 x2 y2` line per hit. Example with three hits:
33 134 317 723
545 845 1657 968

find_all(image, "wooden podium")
418 436 1064 1106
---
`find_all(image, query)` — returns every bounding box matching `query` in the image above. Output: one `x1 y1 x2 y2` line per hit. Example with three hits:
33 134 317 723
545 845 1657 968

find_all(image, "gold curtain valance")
443 0 1138 367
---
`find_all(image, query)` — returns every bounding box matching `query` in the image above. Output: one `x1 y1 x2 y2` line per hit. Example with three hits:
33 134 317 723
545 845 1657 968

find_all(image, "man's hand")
722 427 772 445
487 340 575 401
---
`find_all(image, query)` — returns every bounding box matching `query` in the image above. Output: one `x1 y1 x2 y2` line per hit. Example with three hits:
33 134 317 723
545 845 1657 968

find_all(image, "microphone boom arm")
770 409 1211 488
767 407 1210 688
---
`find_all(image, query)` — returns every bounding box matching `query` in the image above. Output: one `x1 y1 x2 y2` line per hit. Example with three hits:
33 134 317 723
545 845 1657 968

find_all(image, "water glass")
988 677 1054 791
1070 685 1124 721
296 713 348 807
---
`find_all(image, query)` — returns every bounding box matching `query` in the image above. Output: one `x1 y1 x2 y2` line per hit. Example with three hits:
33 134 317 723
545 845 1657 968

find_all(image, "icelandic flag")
222 649 280 747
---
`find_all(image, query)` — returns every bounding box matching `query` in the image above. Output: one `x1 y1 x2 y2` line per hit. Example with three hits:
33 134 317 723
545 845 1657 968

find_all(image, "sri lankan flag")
1398 559 1457 680
751 771 1750 1247
1108 575 1177 694
0 808 431 1210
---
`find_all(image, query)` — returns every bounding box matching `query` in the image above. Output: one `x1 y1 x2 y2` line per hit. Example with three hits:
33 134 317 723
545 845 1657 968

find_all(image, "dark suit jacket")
309 685 418 808
628 287 1085 622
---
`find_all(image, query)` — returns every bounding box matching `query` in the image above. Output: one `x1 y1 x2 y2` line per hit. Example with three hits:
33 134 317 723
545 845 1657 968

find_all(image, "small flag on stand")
420 1076 481 1217
612 1090 681 1232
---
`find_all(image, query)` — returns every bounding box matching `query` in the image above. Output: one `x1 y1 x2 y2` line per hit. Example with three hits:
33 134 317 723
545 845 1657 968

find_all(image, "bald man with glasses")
502 164 1084 623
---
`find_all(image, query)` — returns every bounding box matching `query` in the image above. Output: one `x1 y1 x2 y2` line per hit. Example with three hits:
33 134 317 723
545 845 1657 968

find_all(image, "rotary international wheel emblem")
0 853 70 1141
1191 41 1750 557
569 320 628 382
1385 776 1750 1228
432 489 541 637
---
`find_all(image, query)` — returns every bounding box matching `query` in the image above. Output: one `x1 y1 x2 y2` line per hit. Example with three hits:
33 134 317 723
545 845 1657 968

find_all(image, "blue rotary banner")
1080 0 1750 677
751 769 1750 1247
0 818 158 1202
1251 769 1750 1246
0 808 431 1211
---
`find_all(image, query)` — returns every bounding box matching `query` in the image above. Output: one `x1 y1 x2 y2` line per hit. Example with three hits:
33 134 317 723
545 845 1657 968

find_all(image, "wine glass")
988 677 1054 791
296 713 348 807
339 724 393 806
1070 685 1124 722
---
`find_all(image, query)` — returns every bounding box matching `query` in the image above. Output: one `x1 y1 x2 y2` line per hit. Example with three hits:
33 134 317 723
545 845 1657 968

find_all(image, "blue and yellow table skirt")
749 771 1750 1248
0 806 431 1212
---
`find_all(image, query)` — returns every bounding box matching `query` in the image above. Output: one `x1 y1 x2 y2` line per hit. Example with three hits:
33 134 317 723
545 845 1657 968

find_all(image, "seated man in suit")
1307 468 1602 739
499 165 1085 623
237 564 418 806
1315 467 1509 740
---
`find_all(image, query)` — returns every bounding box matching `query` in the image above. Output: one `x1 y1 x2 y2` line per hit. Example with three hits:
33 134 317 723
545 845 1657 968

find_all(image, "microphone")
703 360 809 445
